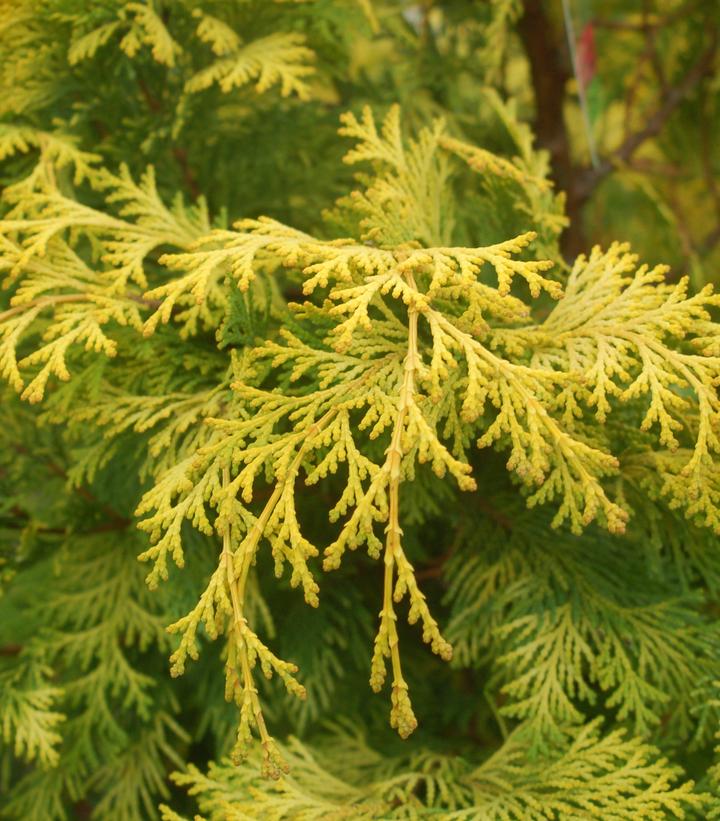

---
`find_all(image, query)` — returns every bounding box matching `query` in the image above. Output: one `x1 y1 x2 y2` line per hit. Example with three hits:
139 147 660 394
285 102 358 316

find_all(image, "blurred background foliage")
1 0 716 280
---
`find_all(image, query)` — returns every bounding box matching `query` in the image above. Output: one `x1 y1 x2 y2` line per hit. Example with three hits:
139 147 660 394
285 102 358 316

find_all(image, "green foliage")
0 659 64 769
159 721 704 820
1 1 719 818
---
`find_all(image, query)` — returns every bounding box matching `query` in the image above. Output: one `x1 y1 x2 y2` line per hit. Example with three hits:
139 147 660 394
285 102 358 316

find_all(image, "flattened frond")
186 32 315 98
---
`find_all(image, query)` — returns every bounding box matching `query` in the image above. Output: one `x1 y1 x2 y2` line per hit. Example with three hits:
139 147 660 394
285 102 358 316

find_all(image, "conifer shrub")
1 2 719 819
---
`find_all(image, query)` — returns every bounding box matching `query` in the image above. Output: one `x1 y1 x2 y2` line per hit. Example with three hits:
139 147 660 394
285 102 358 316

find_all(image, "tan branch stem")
376 268 421 737
0 294 87 323
0 292 161 324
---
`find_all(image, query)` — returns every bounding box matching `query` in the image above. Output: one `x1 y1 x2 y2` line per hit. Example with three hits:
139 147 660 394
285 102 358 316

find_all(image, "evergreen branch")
166 721 704 819
1 18 718 807
372 273 426 738
185 31 315 98
0 293 87 324
0 659 65 768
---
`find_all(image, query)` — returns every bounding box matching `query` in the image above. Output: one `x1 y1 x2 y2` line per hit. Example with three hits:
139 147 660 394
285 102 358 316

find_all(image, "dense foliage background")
1 1 719 818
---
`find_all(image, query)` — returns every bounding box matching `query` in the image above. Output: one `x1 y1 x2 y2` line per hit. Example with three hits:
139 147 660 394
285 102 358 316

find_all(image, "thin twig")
576 35 717 202
0 294 87 324
12 444 130 526
561 0 599 166
591 1 704 32
0 293 161 324
138 78 201 201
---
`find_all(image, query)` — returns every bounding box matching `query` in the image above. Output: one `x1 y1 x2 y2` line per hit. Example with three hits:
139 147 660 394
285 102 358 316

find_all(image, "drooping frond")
132 107 670 774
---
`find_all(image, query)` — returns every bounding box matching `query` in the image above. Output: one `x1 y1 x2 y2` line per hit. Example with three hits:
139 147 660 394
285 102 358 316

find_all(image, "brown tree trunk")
517 0 593 259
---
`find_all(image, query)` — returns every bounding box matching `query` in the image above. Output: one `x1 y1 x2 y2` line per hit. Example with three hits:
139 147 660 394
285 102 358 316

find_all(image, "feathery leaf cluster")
1 1 719 818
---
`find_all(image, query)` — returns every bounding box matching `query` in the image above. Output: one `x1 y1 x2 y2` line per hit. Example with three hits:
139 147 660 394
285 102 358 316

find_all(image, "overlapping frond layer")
0 521 185 819
124 106 720 782
445 498 719 749
0 165 212 401
162 722 702 820
500 243 720 531
1 5 719 816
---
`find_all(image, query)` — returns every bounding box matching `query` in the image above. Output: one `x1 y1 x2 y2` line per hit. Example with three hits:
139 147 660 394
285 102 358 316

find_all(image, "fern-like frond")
445 498 719 743
0 658 65 768
119 2 181 67
164 721 704 819
0 164 213 400
186 30 315 99
0 125 100 193
504 243 720 531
